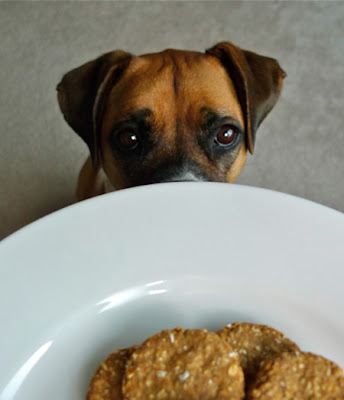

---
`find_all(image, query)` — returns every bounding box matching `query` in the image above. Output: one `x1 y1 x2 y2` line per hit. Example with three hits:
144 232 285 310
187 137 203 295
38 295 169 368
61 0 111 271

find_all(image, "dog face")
100 50 247 187
57 42 285 189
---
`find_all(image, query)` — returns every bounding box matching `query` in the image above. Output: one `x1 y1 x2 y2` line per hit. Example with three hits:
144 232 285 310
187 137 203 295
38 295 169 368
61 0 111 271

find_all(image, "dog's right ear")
57 51 132 166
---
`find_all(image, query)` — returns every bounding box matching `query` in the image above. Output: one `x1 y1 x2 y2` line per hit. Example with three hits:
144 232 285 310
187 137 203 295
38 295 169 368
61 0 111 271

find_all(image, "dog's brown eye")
118 131 138 149
215 125 238 146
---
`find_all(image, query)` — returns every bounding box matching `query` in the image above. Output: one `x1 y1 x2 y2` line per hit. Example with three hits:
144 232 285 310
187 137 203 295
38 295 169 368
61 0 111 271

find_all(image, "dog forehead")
102 49 243 134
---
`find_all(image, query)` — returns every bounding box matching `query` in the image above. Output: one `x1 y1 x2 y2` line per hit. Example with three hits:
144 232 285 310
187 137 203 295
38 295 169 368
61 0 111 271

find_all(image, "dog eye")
214 125 238 147
118 131 139 150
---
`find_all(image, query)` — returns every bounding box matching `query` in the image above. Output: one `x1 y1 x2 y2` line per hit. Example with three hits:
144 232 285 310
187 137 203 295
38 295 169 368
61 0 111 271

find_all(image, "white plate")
0 183 343 400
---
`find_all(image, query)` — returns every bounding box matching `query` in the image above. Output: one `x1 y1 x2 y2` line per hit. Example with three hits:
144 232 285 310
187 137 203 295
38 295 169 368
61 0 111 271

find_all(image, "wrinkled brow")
201 108 244 133
111 108 153 132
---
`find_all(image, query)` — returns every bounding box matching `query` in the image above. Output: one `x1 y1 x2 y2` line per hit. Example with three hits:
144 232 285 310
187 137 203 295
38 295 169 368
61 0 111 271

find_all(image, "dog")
57 41 285 200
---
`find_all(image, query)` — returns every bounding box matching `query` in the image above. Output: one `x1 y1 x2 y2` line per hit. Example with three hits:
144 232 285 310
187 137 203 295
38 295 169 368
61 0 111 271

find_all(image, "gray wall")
1 1 343 240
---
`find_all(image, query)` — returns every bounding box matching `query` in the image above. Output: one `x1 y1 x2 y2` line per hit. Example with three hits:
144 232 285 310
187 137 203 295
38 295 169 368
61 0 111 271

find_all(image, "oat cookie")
247 352 344 400
122 327 245 400
217 322 300 385
87 347 136 400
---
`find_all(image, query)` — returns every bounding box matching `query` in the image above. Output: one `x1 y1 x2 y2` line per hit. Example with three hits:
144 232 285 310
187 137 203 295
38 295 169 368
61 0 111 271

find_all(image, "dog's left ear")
206 42 286 153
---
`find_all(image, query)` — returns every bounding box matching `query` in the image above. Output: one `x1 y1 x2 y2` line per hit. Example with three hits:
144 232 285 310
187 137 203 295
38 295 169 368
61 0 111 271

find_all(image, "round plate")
0 183 343 400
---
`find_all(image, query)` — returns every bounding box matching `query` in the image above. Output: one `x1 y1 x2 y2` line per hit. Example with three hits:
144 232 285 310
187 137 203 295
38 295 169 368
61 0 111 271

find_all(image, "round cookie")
87 347 137 400
217 322 300 385
247 352 344 400
122 327 245 400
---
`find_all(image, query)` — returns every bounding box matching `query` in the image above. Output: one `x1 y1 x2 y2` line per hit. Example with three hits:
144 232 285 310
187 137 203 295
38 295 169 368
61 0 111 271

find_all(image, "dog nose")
162 172 202 182
145 161 211 184
149 168 208 184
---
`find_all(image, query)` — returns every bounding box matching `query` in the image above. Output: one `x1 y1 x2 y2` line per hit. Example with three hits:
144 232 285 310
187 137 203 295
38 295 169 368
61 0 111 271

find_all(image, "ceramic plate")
0 183 343 400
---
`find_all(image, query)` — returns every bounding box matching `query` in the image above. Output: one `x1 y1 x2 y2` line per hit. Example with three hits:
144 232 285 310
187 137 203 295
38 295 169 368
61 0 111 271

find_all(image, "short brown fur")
101 50 245 189
57 42 285 199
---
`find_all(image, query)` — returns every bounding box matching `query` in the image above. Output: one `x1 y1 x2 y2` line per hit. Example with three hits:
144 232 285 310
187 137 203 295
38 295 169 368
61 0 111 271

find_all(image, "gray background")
1 1 343 240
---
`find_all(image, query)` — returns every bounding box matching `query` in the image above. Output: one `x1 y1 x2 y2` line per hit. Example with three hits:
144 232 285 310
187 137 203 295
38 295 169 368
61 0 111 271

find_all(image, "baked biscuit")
87 347 136 400
217 322 300 386
122 327 245 400
247 352 344 400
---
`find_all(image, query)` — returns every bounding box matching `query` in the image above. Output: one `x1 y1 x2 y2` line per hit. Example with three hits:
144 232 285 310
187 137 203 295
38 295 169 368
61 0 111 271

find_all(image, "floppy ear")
206 42 286 153
57 51 132 165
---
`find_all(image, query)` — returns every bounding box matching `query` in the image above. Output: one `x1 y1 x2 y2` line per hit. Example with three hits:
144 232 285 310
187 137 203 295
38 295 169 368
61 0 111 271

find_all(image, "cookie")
247 352 344 400
122 327 245 400
217 322 300 385
87 347 136 400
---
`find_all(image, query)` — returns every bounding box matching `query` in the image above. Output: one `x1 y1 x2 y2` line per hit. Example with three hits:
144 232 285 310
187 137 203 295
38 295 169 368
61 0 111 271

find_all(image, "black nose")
147 161 210 184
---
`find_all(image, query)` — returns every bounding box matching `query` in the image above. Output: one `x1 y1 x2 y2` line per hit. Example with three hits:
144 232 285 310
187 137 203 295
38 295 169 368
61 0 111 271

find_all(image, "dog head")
57 42 285 188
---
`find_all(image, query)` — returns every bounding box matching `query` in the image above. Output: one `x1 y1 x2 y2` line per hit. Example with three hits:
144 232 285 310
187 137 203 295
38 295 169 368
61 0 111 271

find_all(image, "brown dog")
57 42 285 200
